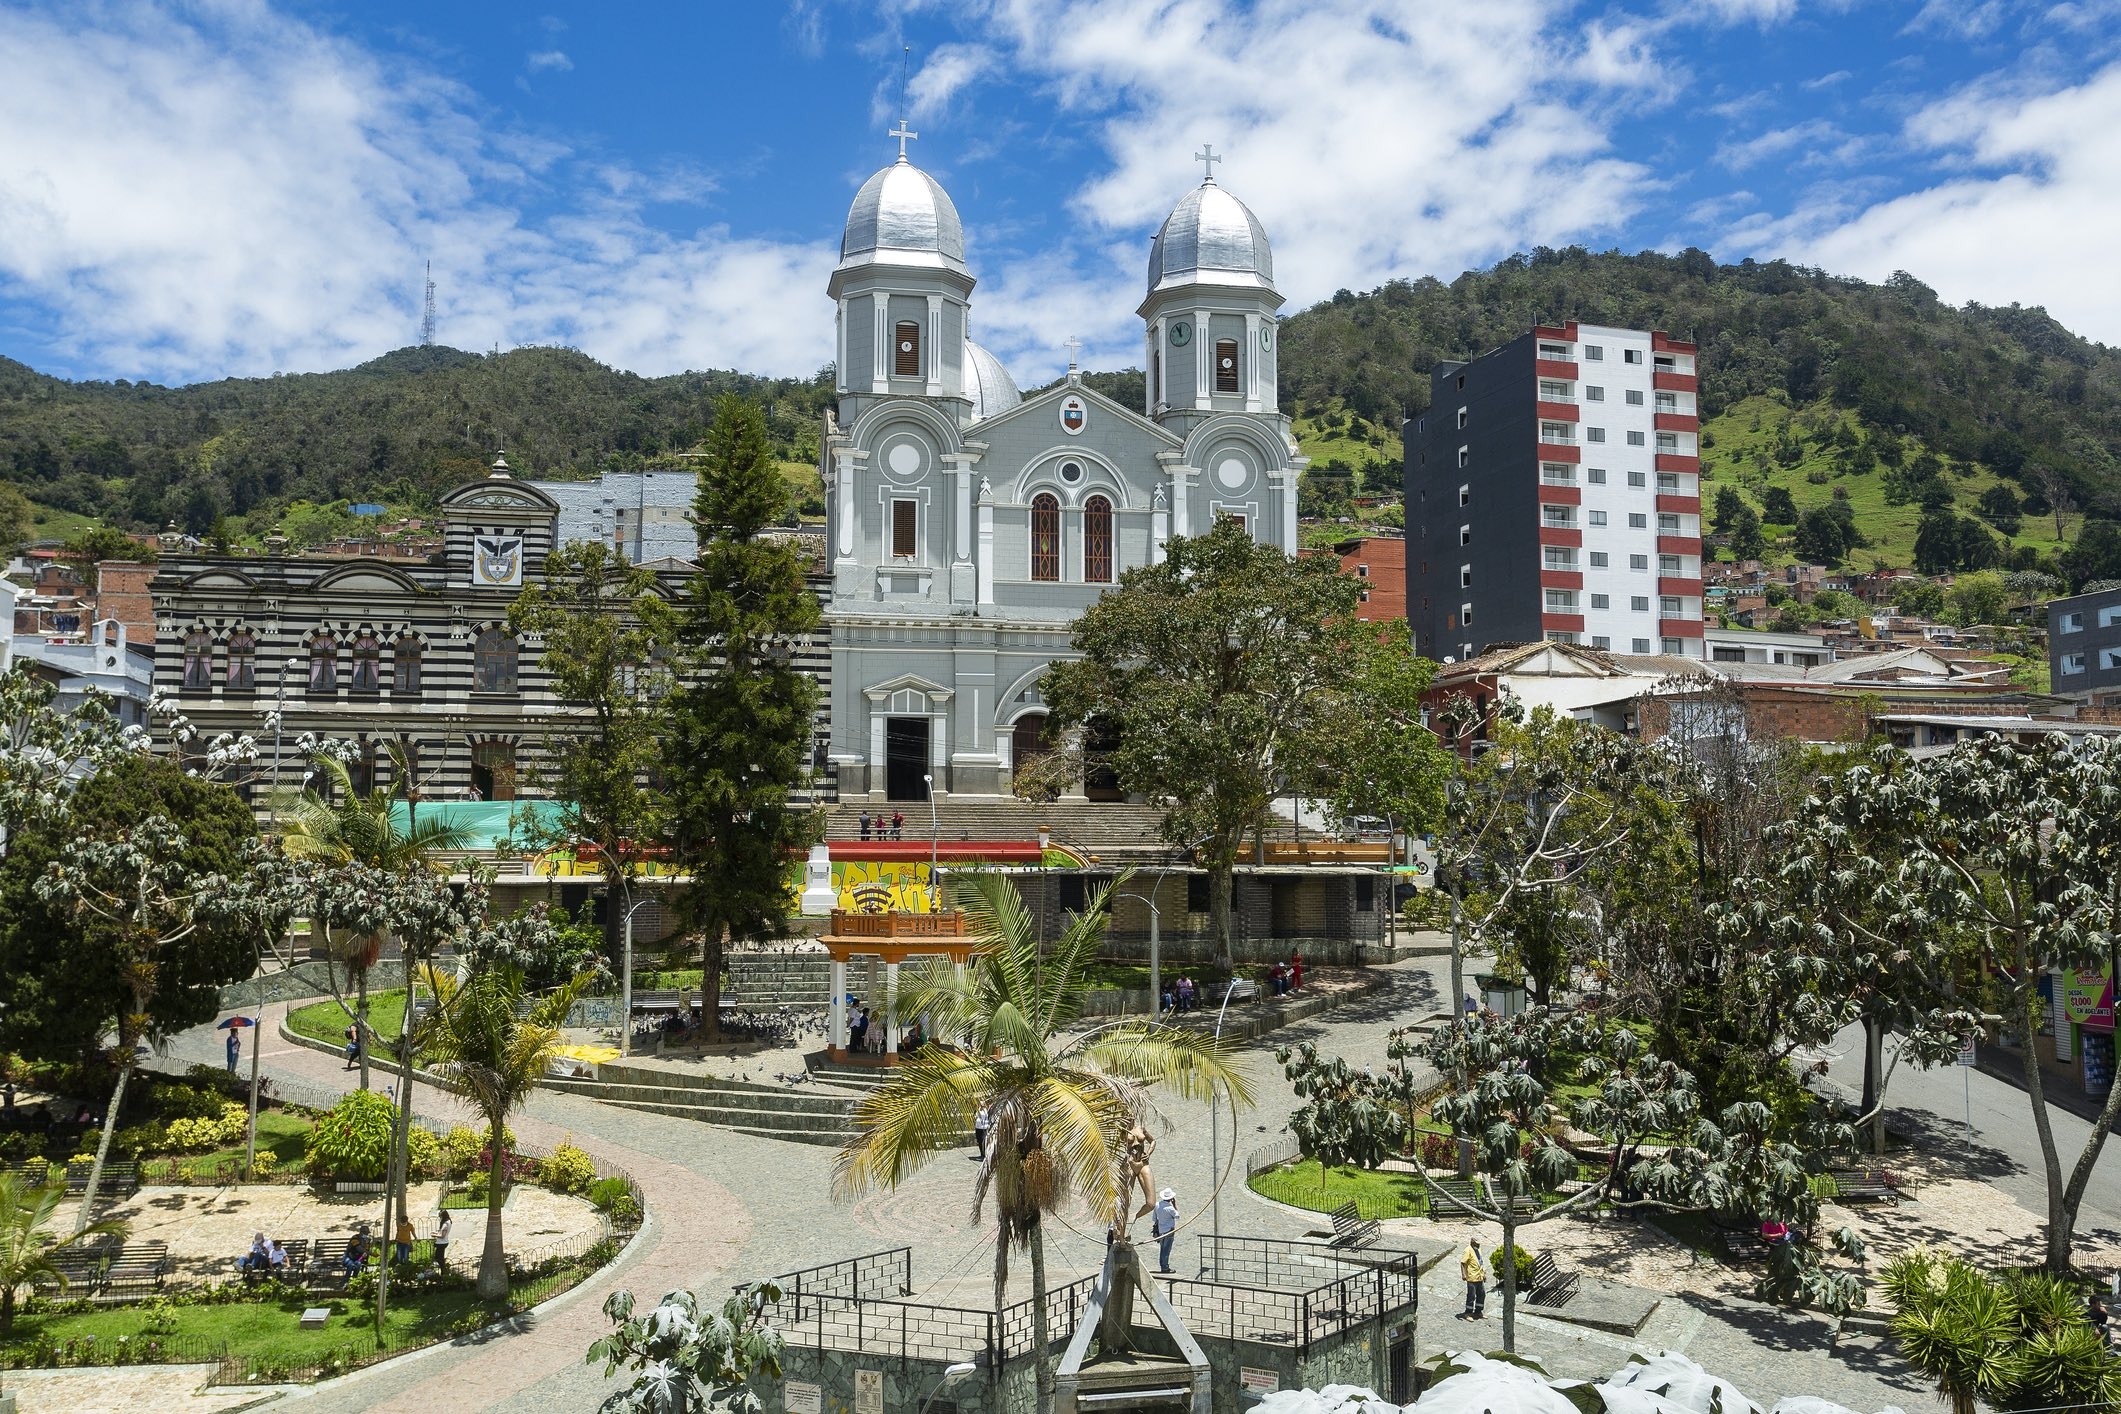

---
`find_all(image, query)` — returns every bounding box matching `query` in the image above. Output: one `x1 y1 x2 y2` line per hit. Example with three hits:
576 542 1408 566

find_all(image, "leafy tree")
1761 486 1799 524
833 872 1250 1414
510 540 679 961
1894 579 1947 619
664 395 820 1035
0 485 32 559
2061 520 2121 590
1871 736 2121 1271
420 960 592 1301
1883 1251 2121 1414
1944 569 2010 627
60 525 154 565
28 762 259 1229
1916 511 2001 574
1976 484 2024 535
1275 1042 1399 1188
1034 518 1429 968
1710 485 1746 537
0 1171 128 1335
1727 505 1765 562
1792 507 1850 565
588 1284 787 1414
0 666 137 847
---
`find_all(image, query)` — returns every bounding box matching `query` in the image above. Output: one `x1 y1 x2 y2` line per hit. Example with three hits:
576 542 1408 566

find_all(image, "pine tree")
664 395 820 1034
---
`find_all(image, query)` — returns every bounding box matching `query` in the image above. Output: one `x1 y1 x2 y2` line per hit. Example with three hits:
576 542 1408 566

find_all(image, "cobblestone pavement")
127 955 1973 1412
7 1363 297 1414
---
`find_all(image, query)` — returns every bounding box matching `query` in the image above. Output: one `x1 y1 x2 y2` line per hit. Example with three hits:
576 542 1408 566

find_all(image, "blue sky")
3 0 2119 390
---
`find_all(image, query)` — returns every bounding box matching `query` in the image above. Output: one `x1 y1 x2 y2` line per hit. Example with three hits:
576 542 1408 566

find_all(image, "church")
821 139 1306 802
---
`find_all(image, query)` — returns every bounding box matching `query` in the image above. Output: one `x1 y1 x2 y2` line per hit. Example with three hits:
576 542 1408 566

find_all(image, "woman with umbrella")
219 1014 256 1074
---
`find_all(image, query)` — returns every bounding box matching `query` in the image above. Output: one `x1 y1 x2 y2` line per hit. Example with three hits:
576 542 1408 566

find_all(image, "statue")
1116 1120 1157 1224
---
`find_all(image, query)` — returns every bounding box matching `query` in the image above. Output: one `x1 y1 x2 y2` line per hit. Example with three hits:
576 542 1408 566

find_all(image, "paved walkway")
87 955 2085 1411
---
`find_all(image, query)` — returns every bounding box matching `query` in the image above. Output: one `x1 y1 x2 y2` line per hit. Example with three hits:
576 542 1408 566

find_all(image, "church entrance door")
885 717 932 801
1084 718 1125 802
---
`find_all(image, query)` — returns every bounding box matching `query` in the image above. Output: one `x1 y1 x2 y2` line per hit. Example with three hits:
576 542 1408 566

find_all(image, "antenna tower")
419 260 437 347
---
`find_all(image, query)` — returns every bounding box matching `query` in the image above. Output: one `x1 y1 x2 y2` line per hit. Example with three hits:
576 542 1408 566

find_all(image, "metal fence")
1171 1236 1419 1357
758 1247 1095 1371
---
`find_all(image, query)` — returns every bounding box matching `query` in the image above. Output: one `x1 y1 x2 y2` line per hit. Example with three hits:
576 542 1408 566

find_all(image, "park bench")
1428 1177 1485 1217
1526 1251 1578 1307
305 1238 374 1289
33 1245 108 1297
1828 1167 1898 1204
101 1242 169 1299
630 990 686 1015
236 1238 310 1283
59 1161 137 1200
1325 1200 1380 1251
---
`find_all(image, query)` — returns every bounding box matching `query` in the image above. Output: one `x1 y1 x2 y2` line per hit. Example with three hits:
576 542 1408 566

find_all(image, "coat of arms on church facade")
1059 394 1087 435
472 535 524 587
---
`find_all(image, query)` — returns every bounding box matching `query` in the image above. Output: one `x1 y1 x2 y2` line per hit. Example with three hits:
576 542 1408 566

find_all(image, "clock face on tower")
1261 327 1274 349
1168 321 1191 347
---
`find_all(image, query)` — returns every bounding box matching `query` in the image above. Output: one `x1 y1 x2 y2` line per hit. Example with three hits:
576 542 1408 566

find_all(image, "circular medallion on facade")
1059 395 1088 436
1060 461 1083 484
886 442 923 477
1215 456 1248 489
1169 321 1191 347
1260 326 1274 350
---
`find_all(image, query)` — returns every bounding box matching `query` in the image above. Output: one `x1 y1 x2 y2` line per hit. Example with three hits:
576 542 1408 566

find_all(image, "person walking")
394 1213 415 1265
1458 1237 1486 1319
342 1024 360 1070
433 1210 452 1269
1151 1188 1180 1274
1289 951 1304 993
891 810 905 840
859 812 872 841
973 1105 991 1161
226 1027 241 1075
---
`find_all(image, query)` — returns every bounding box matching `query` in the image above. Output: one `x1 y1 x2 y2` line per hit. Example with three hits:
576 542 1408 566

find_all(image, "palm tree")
419 962 592 1301
276 750 468 1090
833 872 1252 1414
0 1172 127 1335
1883 1249 2121 1414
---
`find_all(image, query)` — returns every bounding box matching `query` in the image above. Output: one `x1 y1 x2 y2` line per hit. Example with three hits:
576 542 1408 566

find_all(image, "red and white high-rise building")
1405 321 1702 661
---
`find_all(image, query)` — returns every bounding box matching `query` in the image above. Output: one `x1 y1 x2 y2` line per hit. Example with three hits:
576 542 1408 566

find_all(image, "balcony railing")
828 909 970 938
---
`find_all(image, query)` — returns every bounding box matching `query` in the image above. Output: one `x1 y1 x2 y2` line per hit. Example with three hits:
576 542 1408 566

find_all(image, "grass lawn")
5 1286 486 1373
1249 1159 1429 1220
288 990 408 1050
631 968 705 990
139 1110 313 1183
27 502 102 543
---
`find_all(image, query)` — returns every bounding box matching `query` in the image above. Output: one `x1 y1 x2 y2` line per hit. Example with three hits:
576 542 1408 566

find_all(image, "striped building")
148 458 833 808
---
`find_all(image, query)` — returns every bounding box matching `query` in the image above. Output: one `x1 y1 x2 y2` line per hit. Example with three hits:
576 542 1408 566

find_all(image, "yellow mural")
833 860 941 914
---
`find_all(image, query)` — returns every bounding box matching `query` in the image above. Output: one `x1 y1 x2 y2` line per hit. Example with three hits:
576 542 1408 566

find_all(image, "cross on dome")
1195 144 1221 182
889 120 918 163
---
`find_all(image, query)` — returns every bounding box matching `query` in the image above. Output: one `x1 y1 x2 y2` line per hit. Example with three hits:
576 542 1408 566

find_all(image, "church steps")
574 1096 858 1147
540 1075 855 1118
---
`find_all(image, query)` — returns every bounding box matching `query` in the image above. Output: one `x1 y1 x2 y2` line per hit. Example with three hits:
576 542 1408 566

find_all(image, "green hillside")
0 345 833 539
1700 394 2072 570
1278 248 2121 538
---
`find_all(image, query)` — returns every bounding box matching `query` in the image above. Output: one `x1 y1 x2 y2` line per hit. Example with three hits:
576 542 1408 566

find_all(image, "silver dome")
1147 180 1275 294
962 341 1022 422
840 157 967 273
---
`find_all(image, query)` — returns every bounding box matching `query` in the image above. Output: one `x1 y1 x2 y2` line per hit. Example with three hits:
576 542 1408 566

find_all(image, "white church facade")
822 143 1306 801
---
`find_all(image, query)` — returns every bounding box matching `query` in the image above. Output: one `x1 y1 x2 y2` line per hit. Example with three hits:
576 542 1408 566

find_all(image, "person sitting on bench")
342 1231 372 1276
241 1232 272 1276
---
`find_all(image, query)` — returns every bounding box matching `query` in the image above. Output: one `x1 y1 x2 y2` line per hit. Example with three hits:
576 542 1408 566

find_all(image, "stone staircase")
822 799 1176 857
540 1059 861 1147
723 953 831 1009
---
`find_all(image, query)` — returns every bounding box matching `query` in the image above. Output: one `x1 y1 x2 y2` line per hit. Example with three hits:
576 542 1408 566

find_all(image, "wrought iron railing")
758 1248 1093 1371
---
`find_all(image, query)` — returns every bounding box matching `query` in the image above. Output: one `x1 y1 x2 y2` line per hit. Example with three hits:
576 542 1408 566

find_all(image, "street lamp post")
1209 980 1241 1241
618 888 656 1058
922 773 939 908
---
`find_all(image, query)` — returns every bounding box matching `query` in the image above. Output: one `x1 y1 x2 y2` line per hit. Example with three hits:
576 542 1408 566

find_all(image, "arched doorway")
1083 718 1124 802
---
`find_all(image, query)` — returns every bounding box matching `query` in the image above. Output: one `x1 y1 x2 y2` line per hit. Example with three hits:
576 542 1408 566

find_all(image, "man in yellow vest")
1457 1237 1486 1320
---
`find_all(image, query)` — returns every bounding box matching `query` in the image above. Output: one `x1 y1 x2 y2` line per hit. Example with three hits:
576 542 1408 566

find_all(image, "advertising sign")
2062 965 2114 1029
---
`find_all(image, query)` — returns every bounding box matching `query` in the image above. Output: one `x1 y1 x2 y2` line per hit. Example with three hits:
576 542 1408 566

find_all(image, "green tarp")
385 800 570 851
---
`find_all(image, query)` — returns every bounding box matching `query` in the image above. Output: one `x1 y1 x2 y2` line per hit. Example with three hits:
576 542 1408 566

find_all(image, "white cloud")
909 43 997 118
0 4 835 382
946 0 1671 380
1715 118 1842 171
525 49 574 73
1801 69 1852 89
1760 62 2121 340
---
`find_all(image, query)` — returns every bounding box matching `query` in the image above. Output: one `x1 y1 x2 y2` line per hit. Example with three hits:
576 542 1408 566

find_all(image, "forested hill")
0 345 833 535
6 246 2121 537
1277 247 2121 521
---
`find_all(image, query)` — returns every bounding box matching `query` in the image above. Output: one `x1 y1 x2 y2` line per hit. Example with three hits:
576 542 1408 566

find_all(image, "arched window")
474 629 518 694
470 740 517 801
1030 493 1061 582
1083 495 1114 584
394 639 423 697
226 631 256 691
307 634 337 692
894 321 922 378
350 634 381 693
182 631 214 690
